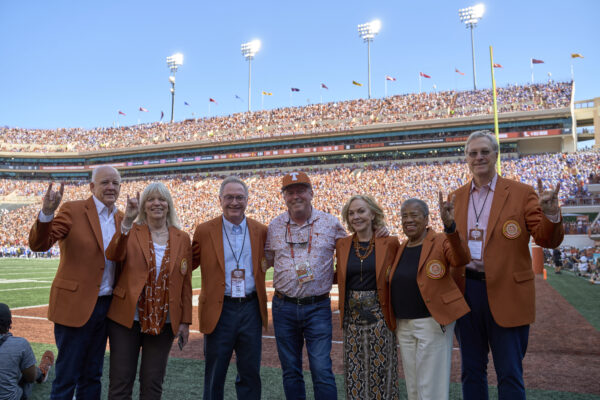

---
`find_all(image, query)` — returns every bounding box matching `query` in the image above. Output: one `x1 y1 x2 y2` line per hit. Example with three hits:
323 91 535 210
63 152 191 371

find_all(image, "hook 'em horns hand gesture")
536 178 561 216
42 182 64 216
438 191 456 230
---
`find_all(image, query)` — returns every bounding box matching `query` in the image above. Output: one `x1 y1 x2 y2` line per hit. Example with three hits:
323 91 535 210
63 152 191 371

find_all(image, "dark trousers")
203 296 262 400
456 278 529 400
107 320 174 400
272 296 337 400
51 295 111 400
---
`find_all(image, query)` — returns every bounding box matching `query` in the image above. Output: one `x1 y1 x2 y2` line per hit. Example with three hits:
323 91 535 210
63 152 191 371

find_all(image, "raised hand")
438 191 456 229
537 178 560 215
42 182 64 215
123 192 140 226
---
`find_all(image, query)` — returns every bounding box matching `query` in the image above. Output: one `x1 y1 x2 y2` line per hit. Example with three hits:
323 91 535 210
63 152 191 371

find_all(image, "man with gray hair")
450 130 563 400
28 165 124 400
192 175 268 400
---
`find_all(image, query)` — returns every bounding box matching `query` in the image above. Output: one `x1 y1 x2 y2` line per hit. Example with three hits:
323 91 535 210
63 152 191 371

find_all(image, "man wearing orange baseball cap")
265 171 346 399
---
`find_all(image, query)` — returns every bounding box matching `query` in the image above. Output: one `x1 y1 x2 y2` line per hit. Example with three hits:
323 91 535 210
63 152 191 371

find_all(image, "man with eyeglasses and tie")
450 130 564 400
264 171 346 400
192 176 268 400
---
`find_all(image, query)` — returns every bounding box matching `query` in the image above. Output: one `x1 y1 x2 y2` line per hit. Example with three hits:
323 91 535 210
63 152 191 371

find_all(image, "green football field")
1 259 599 399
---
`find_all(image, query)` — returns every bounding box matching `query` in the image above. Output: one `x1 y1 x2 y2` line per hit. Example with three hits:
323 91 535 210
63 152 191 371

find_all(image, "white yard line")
12 315 49 321
0 286 51 292
11 304 49 310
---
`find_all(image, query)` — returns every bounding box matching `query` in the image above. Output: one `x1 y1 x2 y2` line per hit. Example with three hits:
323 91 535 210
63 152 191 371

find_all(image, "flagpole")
530 59 534 84
419 74 422 94
490 46 501 175
208 102 211 116
261 93 264 110
571 63 574 81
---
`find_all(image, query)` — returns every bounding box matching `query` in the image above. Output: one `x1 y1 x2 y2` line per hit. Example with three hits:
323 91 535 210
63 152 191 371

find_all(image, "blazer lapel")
485 176 509 247
374 237 386 284
418 229 435 274
454 184 470 236
135 225 152 266
337 237 352 285
166 227 180 274
248 219 260 278
84 197 104 252
210 218 226 273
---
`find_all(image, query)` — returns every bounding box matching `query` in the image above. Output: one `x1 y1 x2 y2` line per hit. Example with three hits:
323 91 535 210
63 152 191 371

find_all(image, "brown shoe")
38 350 55 383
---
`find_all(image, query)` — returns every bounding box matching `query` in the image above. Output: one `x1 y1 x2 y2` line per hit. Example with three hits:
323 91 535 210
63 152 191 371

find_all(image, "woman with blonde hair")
105 182 192 399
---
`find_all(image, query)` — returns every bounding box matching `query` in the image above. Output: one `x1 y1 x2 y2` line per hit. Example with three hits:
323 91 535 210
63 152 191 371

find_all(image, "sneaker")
38 350 55 383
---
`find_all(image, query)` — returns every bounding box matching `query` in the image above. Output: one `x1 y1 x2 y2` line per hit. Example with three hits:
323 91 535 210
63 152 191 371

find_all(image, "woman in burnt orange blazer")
335 194 400 399
105 182 192 399
388 194 470 400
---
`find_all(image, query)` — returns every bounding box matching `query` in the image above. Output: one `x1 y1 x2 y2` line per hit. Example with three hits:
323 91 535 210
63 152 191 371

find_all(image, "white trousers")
395 317 455 400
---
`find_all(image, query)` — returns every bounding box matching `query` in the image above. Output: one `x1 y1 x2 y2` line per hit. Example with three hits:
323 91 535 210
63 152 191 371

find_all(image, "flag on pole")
184 101 190 106
419 72 431 78
139 107 148 112
160 111 164 120
493 63 503 68
321 83 328 89
385 75 396 81
352 80 363 86
291 88 300 92
455 68 465 75
262 91 272 96
118 110 126 116
571 53 584 59
209 98 218 104
531 58 544 64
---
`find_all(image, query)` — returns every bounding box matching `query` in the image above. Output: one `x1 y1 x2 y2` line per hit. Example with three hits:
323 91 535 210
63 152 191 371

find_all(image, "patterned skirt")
343 289 399 399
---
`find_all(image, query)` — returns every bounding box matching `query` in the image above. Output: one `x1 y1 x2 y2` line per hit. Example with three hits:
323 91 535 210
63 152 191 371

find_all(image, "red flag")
321 83 328 89
493 63 503 68
118 110 126 116
531 58 544 64
139 107 148 112
385 75 396 81
419 72 431 78
209 98 218 104
160 111 164 120
455 68 465 75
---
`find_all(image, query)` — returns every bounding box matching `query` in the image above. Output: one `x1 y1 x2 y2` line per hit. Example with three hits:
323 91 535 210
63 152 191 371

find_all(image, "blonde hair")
135 182 181 229
341 195 385 233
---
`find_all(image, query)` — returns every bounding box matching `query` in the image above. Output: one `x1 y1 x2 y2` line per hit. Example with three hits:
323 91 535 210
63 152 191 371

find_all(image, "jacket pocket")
53 278 78 292
112 286 126 299
513 269 535 283
441 288 463 304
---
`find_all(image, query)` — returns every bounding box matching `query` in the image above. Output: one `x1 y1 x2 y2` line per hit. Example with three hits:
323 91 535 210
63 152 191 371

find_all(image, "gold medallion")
502 220 521 239
426 259 446 279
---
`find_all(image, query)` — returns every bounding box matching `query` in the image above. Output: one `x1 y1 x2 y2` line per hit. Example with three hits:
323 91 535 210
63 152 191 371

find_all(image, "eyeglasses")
222 195 247 202
467 149 493 158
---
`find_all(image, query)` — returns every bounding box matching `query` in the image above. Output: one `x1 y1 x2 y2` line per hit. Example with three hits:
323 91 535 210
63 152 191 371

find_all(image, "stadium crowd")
0 82 572 153
0 148 598 256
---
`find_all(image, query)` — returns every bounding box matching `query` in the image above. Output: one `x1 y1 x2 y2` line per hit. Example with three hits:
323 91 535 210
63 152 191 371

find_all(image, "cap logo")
290 172 299 181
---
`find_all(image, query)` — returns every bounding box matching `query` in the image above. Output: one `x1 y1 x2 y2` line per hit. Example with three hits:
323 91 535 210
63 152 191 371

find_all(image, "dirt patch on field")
11 276 600 395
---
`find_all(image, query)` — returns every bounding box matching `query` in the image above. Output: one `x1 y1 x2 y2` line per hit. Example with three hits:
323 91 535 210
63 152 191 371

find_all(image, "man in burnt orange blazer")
451 131 564 400
28 165 123 400
192 176 268 400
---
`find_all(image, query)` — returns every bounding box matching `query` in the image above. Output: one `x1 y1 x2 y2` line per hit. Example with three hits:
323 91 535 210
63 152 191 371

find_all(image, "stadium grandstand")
0 80 598 256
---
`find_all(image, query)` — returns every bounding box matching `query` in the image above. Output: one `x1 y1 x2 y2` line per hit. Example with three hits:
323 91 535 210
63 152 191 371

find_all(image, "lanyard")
223 222 248 269
471 185 491 228
287 221 314 261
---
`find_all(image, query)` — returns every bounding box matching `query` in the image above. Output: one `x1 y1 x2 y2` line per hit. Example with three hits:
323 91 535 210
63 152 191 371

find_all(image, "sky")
0 0 598 130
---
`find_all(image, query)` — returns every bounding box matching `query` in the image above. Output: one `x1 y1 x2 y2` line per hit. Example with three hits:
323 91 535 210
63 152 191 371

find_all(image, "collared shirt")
222 216 255 296
39 196 118 296
265 208 346 298
465 173 497 272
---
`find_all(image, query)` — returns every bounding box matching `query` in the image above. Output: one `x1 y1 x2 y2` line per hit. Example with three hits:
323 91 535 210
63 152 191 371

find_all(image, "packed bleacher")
0 148 598 255
0 81 572 153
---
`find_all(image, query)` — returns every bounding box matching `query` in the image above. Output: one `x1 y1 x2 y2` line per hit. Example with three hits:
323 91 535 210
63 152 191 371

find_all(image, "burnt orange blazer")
451 175 564 327
335 236 400 330
192 216 268 334
387 229 470 329
28 196 123 327
104 224 192 335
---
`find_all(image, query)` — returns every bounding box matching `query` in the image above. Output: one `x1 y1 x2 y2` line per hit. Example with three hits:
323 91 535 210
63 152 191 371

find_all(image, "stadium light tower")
358 19 381 99
459 4 485 90
166 53 183 123
241 39 261 112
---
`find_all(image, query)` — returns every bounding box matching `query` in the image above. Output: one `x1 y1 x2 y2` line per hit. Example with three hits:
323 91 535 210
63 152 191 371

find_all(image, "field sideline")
2 258 599 399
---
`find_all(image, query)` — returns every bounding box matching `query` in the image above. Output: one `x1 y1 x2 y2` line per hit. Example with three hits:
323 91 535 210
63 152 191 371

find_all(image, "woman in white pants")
388 195 470 400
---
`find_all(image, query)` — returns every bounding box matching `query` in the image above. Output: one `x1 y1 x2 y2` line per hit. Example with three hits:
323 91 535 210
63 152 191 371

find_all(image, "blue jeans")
51 296 111 400
272 295 337 400
456 278 529 400
203 297 262 400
